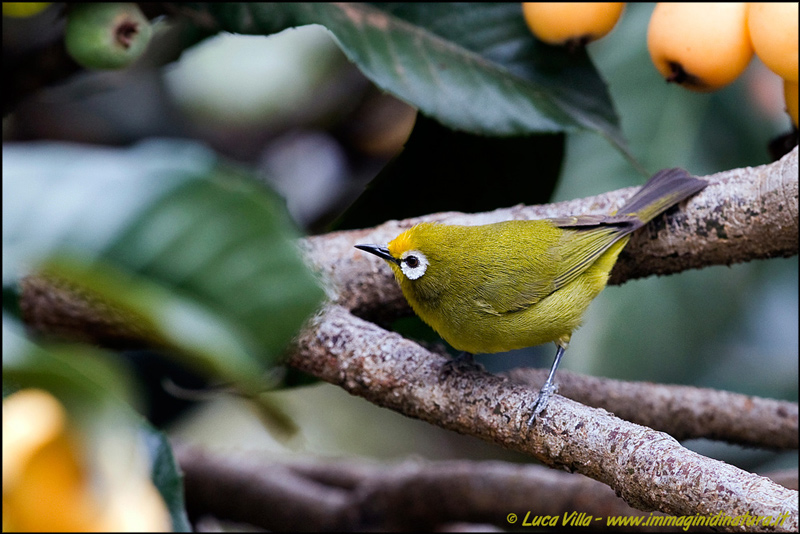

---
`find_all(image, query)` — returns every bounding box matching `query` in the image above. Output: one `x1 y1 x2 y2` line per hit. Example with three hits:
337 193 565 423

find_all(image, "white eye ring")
400 250 428 280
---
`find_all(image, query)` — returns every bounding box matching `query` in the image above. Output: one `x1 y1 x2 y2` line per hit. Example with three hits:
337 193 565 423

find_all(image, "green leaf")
107 164 323 360
3 141 324 389
2 313 140 416
185 3 639 166
3 141 211 285
142 424 192 532
37 254 267 391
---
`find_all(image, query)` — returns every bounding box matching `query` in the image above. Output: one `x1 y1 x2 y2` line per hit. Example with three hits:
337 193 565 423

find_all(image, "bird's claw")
527 382 558 425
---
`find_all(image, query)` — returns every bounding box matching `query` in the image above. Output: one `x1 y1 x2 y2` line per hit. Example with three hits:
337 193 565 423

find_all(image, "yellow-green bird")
356 168 707 424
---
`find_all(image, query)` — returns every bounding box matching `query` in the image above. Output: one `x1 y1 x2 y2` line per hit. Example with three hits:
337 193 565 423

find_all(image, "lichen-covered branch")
287 304 797 531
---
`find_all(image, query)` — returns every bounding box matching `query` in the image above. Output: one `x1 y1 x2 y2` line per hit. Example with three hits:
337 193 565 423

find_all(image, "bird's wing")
550 224 628 289
474 223 628 315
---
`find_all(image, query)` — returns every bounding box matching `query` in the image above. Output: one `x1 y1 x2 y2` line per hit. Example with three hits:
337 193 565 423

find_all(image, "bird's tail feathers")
619 168 707 225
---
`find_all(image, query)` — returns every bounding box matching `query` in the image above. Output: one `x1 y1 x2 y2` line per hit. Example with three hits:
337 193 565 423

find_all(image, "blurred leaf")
142 423 192 532
3 141 324 390
3 141 212 285
184 3 639 168
36 255 266 391
337 115 564 229
2 313 139 417
107 163 323 360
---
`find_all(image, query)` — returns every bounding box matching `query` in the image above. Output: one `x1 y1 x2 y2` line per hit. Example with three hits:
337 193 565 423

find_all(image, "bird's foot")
527 381 558 425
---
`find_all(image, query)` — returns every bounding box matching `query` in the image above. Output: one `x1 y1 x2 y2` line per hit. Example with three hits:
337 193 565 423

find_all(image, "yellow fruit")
785 79 799 127
648 3 753 92
522 3 625 47
3 389 171 531
747 3 799 83
3 389 99 531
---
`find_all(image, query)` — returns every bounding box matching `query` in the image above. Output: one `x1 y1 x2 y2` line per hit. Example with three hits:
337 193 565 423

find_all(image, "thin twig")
504 368 798 450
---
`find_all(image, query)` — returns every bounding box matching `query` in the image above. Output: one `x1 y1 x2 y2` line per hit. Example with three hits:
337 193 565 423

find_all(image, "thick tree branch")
287 304 797 532
505 368 798 450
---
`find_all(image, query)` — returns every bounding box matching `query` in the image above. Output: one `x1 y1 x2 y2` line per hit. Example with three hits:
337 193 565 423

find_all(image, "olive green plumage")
356 168 706 420
358 168 706 354
385 220 623 353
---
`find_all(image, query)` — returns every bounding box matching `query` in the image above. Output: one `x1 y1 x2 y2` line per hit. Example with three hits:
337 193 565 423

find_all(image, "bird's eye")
399 250 428 280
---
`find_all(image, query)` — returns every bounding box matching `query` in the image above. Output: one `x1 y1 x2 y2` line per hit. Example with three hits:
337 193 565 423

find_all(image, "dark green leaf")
3 141 324 389
185 3 639 166
142 424 192 532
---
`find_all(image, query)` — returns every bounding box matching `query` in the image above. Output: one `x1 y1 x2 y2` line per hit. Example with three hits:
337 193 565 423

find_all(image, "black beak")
355 244 399 265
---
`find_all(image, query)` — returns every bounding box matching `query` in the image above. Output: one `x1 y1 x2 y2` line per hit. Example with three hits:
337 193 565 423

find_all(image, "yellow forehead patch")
387 227 414 258
387 222 439 258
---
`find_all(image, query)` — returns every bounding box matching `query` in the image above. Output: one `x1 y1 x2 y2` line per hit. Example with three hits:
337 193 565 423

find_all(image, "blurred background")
4 2 796 474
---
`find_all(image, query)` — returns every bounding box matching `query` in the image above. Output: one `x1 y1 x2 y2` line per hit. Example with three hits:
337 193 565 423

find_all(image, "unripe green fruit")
65 3 152 70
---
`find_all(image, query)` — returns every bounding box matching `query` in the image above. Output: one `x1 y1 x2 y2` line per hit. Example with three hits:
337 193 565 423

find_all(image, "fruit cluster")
522 2 799 127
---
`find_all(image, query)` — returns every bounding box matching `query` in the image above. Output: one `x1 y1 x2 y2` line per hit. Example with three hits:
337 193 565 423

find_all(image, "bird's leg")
528 343 566 425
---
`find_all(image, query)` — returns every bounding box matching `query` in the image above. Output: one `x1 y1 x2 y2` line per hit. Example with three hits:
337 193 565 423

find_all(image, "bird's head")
355 224 433 282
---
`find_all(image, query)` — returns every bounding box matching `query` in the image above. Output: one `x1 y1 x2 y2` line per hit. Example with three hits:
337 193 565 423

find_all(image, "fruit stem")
115 18 140 49
665 61 706 90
